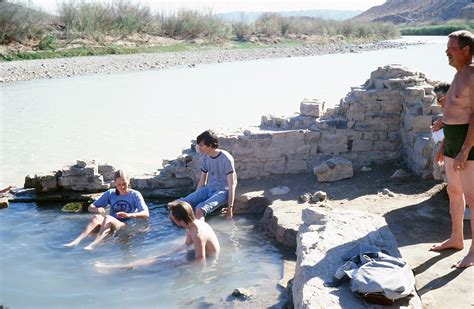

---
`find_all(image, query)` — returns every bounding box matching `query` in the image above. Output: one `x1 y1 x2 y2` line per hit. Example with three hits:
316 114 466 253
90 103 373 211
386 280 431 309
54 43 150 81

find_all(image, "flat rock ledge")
292 207 422 309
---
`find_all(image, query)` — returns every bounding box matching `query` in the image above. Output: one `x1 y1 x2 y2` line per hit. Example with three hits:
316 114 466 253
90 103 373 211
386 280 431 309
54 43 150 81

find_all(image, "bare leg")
95 256 159 271
453 161 474 268
64 215 103 247
431 157 465 251
84 215 125 250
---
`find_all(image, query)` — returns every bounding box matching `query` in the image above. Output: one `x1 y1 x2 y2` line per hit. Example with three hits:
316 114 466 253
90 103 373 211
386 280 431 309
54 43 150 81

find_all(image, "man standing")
181 130 237 219
432 30 474 268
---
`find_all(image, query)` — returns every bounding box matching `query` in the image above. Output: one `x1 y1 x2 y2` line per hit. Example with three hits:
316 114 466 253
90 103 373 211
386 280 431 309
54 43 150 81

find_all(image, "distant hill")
353 0 474 24
217 9 363 23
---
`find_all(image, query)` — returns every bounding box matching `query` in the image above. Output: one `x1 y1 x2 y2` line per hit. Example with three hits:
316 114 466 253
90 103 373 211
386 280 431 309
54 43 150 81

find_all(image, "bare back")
190 220 220 257
443 65 474 124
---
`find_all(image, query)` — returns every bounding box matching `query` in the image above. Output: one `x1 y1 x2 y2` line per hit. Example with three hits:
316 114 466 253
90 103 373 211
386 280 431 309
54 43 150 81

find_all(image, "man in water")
95 201 220 270
432 30 474 268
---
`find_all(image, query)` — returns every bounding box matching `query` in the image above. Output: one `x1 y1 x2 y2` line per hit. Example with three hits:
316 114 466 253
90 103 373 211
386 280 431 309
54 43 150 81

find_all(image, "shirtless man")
432 30 474 268
95 201 220 270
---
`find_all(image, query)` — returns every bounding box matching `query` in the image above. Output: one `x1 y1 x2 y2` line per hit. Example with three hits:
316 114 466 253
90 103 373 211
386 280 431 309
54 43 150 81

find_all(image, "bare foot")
452 251 474 268
64 240 80 247
430 238 464 252
84 244 95 251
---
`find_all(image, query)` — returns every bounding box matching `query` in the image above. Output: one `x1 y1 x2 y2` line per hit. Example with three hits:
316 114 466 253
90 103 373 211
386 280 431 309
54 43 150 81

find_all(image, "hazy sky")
30 0 387 13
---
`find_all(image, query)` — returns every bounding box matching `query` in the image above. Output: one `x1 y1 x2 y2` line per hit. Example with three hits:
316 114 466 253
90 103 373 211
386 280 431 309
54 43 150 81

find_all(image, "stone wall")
25 65 441 197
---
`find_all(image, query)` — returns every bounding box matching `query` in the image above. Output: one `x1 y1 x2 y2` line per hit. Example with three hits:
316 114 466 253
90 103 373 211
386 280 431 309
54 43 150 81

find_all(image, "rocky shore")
0 40 422 83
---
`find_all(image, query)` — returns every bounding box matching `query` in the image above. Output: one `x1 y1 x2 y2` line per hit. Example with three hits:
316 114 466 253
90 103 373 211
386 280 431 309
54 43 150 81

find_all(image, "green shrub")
255 13 284 37
232 21 254 41
39 33 57 50
161 10 229 40
0 1 51 44
400 23 474 35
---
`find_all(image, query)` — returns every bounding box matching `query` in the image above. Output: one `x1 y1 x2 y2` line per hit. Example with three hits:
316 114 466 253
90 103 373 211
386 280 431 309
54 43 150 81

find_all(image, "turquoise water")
0 202 285 308
0 36 452 187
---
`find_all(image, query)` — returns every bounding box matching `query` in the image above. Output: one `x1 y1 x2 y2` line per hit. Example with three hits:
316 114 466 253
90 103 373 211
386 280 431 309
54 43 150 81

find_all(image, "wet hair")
168 201 195 225
114 169 129 181
449 30 474 56
196 130 219 149
433 82 450 96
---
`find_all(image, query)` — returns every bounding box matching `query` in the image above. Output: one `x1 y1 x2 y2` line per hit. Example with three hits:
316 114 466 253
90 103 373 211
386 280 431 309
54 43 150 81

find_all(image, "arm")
196 171 208 189
226 173 236 219
193 234 206 263
435 140 445 166
88 203 106 215
454 69 474 170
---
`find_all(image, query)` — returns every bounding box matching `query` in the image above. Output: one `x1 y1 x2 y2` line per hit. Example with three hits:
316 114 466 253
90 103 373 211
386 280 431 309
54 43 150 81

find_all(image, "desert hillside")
353 0 474 24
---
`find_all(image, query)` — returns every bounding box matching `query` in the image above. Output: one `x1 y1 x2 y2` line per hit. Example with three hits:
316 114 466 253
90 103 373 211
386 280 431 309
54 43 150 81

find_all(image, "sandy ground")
236 162 473 308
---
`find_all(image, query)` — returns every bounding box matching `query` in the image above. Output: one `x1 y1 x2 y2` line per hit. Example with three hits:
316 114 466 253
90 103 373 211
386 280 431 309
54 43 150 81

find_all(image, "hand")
225 207 233 219
116 212 130 219
432 119 443 132
435 148 444 166
453 147 469 172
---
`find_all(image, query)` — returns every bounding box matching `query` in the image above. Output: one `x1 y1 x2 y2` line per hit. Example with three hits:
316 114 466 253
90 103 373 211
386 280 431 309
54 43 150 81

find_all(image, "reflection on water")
0 36 453 186
0 202 284 308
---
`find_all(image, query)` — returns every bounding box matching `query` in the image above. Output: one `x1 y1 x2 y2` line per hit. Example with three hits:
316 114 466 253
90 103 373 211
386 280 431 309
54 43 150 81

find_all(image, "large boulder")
313 157 353 182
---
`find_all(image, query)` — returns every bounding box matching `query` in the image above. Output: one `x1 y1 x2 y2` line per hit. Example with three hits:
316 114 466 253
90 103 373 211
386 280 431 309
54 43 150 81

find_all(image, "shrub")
39 33 57 50
161 10 229 40
255 12 284 37
232 21 254 41
0 1 51 44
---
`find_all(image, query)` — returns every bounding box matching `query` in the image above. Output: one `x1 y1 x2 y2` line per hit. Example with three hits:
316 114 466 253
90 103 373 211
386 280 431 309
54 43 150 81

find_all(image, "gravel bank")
0 40 422 83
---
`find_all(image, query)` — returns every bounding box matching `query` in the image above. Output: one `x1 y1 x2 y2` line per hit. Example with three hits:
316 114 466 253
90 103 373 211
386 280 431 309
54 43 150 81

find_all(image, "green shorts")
443 123 474 160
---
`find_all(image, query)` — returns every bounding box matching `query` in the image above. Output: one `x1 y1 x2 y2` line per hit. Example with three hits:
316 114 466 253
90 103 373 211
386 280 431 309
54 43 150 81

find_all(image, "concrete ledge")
293 207 422 308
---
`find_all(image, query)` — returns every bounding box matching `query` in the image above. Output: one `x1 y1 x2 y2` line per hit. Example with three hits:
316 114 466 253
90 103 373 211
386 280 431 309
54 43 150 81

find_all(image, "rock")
98 164 116 182
24 174 38 188
361 166 372 172
0 198 9 209
270 186 290 196
313 157 353 182
231 288 253 300
61 202 85 213
390 169 411 179
310 190 327 203
300 99 325 117
233 191 271 214
298 193 312 203
382 188 395 197
76 160 88 168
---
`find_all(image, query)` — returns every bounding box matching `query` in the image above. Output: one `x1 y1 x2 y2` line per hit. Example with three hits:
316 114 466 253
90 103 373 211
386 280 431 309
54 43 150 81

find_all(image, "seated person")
94 201 220 270
64 170 149 250
178 130 237 220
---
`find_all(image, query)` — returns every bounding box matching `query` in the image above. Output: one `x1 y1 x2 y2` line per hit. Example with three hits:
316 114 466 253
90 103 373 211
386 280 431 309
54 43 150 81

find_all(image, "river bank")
0 39 422 83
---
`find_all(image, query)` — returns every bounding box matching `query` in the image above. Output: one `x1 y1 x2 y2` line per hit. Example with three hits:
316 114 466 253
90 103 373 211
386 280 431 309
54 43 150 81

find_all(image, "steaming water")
0 36 451 187
0 202 285 308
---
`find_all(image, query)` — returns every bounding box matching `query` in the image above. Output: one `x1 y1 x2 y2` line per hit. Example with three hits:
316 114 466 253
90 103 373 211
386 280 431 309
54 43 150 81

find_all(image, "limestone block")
381 100 403 113
431 105 442 115
319 133 348 154
348 102 366 115
24 174 38 188
287 160 309 172
423 85 434 95
130 175 153 190
300 99 325 117
414 136 432 158
270 186 290 196
36 172 59 193
363 131 378 141
233 191 271 214
374 141 398 152
388 131 401 141
76 160 87 168
264 158 286 174
60 166 96 177
405 86 425 97
351 140 373 152
149 175 194 189
313 157 353 182
98 164 115 182
411 115 432 133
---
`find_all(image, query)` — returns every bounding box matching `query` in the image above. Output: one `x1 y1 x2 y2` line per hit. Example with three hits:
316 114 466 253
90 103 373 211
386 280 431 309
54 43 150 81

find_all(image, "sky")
29 0 387 13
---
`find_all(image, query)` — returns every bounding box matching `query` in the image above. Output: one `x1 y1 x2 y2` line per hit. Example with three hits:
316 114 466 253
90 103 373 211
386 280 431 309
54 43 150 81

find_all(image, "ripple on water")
0 202 285 308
